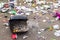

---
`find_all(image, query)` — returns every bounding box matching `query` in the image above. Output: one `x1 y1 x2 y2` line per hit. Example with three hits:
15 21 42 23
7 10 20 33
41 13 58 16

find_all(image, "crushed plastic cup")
53 24 59 30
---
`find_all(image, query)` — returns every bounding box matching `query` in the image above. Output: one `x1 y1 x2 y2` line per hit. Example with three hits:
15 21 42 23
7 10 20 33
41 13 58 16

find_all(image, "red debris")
4 4 9 8
11 34 17 39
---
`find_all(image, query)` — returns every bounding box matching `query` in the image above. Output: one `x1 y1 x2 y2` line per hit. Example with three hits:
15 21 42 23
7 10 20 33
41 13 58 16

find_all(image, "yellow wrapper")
32 3 36 7
48 27 53 31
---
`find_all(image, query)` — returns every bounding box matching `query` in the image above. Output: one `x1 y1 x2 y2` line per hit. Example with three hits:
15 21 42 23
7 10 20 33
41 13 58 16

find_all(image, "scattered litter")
25 13 30 16
48 27 53 31
6 27 9 29
0 0 60 40
54 30 60 37
53 24 59 30
40 29 45 32
38 31 41 34
23 35 28 39
43 20 47 22
3 23 9 26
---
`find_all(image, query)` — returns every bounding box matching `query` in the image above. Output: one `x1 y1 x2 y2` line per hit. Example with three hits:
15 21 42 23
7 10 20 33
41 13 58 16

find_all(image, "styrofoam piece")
25 13 30 15
43 20 47 22
54 30 60 37
26 0 32 2
23 35 28 39
40 7 44 10
38 32 41 34
40 29 45 32
53 24 59 29
36 1 45 4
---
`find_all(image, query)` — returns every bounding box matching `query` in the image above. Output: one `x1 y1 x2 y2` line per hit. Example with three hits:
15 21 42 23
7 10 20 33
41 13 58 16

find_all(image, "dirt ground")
0 12 60 40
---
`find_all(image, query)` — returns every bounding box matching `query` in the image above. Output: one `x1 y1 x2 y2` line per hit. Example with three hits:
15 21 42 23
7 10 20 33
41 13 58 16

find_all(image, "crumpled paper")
54 30 60 37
